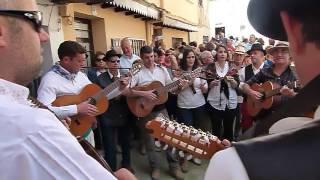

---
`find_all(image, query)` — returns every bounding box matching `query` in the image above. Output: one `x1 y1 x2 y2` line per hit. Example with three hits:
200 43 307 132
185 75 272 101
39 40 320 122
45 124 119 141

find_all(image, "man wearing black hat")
241 41 297 120
205 0 320 179
96 49 133 172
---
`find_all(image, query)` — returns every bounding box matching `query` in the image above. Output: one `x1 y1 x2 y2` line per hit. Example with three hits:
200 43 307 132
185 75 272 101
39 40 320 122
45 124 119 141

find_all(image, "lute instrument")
145 116 228 159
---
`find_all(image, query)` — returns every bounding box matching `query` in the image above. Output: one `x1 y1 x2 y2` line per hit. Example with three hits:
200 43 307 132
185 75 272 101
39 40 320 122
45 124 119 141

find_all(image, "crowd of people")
0 0 319 179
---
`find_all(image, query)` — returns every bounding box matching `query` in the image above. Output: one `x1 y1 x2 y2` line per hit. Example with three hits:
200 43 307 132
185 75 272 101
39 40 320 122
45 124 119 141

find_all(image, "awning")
162 16 198 32
104 0 160 20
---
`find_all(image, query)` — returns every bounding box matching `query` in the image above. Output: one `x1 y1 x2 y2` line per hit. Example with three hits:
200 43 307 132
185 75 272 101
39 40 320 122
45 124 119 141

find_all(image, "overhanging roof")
162 16 198 32
103 0 160 20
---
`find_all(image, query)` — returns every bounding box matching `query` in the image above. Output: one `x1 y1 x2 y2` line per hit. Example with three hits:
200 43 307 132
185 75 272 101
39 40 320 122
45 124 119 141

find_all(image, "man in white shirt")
0 0 135 179
119 37 140 74
205 0 320 179
37 41 99 145
129 46 183 180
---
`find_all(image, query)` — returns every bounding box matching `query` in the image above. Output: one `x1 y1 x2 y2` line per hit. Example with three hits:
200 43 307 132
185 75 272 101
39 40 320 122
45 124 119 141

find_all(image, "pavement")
129 148 209 180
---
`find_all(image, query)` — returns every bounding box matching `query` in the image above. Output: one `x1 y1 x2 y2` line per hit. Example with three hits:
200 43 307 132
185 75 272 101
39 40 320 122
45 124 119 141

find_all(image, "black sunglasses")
0 10 42 32
109 60 120 63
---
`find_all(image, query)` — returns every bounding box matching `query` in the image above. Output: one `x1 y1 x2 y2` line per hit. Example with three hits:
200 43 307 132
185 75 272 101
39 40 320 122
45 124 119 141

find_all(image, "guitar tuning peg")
155 140 162 148
178 151 185 158
171 147 176 154
163 144 169 150
186 154 193 161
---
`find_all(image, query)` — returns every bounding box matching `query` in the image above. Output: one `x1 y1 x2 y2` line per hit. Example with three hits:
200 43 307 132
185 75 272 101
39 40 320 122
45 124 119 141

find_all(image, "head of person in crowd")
0 0 49 85
243 54 252 66
198 44 206 52
247 43 266 66
233 45 246 66
92 51 106 69
243 38 249 44
269 38 276 46
154 48 165 65
205 42 216 52
257 38 265 46
265 45 274 62
58 41 87 74
120 37 133 58
104 49 121 74
267 42 291 66
164 49 173 62
140 45 154 68
200 51 214 66
181 41 187 46
189 41 198 48
249 34 256 44
215 44 229 63
180 48 199 71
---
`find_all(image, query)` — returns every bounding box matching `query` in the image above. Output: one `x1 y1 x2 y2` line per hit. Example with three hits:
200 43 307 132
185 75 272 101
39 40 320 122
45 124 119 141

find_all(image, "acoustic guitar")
52 63 143 136
127 67 203 117
247 81 299 117
145 116 227 159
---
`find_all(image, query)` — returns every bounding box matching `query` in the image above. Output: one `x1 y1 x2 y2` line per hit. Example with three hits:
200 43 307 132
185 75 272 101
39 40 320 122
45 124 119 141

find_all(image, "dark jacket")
97 72 129 127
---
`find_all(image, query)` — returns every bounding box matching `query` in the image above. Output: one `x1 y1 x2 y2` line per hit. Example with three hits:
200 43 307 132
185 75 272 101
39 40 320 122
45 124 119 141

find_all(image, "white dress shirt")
119 54 140 74
207 62 238 110
0 79 115 180
130 64 172 87
177 78 208 109
37 66 121 119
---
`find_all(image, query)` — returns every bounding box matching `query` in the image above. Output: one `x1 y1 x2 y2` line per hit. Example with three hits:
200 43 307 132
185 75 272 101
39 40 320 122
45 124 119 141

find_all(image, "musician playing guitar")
37 41 129 146
242 42 298 120
128 46 185 180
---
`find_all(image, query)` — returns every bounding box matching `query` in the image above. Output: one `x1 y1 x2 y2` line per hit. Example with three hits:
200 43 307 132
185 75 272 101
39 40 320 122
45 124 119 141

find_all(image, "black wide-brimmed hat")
247 43 266 55
247 0 317 41
104 49 121 61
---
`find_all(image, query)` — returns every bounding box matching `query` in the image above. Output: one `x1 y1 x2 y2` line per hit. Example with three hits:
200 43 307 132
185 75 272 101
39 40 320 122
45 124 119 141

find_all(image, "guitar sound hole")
88 97 97 105
153 91 158 97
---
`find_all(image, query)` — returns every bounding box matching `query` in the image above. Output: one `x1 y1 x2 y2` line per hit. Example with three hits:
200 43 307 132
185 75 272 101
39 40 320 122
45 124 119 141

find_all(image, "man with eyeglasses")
0 0 135 179
96 49 133 173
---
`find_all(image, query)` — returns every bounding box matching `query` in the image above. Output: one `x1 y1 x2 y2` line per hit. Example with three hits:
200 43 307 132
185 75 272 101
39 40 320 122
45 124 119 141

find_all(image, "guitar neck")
161 79 181 93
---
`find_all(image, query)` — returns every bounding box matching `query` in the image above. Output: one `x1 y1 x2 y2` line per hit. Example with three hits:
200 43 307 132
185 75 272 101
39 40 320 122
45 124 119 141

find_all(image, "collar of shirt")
51 65 77 81
215 61 229 77
107 69 120 79
252 63 265 75
0 79 32 106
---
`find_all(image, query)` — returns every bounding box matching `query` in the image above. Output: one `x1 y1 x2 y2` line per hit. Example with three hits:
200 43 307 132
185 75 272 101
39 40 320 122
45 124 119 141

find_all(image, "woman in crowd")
207 45 239 141
87 51 107 84
177 48 210 166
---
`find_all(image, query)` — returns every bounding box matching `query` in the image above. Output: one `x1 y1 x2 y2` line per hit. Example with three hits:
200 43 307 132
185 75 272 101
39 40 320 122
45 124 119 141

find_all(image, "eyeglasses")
0 10 42 32
109 60 120 63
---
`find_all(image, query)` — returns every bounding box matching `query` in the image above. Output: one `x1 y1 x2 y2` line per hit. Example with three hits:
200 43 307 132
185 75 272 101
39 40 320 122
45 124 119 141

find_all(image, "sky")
209 0 267 40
